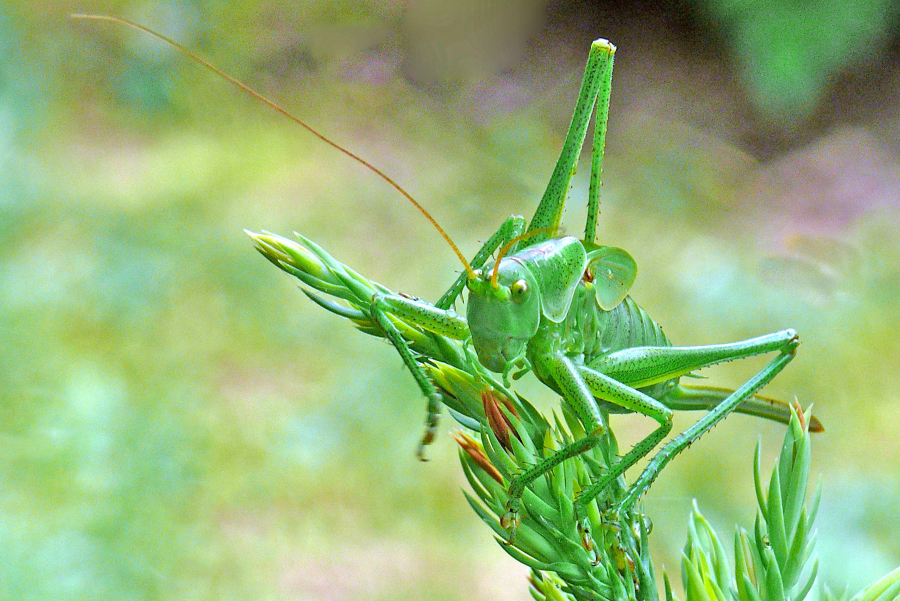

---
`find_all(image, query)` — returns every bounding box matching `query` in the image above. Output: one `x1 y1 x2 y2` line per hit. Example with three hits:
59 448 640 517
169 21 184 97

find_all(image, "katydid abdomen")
537 290 675 413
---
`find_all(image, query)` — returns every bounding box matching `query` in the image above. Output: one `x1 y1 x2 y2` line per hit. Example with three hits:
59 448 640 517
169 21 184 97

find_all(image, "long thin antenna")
71 13 476 280
490 228 554 288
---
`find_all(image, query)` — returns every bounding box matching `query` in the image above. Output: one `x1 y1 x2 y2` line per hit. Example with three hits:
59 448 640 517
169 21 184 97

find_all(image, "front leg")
371 293 472 458
368 301 446 459
375 293 469 340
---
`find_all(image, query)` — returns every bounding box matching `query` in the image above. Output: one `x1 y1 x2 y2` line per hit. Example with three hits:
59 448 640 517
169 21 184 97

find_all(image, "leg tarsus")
416 391 442 461
500 501 521 544
574 508 599 564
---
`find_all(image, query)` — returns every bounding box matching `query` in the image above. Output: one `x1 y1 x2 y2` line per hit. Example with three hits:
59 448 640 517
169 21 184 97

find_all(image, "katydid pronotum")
76 15 822 558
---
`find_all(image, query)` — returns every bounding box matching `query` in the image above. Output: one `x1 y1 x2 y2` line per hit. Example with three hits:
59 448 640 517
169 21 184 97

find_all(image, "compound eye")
510 279 529 303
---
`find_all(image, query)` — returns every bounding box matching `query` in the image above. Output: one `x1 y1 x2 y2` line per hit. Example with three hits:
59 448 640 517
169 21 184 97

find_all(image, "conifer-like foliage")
251 231 900 601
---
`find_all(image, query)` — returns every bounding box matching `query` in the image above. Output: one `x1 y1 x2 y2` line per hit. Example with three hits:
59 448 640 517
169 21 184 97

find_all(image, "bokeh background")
3 1 900 599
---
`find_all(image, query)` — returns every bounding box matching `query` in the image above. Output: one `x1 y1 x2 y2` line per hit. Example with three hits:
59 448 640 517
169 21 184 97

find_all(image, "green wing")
585 245 637 311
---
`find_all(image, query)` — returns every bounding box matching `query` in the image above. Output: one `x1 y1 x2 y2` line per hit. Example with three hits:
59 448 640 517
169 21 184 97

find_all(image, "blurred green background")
3 1 900 599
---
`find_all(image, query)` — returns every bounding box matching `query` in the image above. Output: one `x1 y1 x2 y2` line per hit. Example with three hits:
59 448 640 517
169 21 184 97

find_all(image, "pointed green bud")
245 230 336 285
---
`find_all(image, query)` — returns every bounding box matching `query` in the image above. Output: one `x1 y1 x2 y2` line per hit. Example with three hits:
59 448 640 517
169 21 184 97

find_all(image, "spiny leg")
589 329 800 389
500 353 607 543
613 336 798 514
501 352 674 555
369 300 447 460
435 215 525 310
568 365 675 562
503 330 799 558
584 42 614 245
375 293 469 340
526 39 616 246
572 330 799 533
371 289 484 456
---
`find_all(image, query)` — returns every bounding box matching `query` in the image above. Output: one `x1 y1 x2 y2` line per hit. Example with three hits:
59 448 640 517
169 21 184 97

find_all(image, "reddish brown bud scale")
451 431 503 485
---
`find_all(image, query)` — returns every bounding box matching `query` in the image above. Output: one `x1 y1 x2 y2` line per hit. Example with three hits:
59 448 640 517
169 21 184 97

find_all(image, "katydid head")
466 258 542 372
465 236 587 373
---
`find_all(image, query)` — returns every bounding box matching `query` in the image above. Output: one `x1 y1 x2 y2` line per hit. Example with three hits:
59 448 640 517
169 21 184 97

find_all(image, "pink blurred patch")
746 126 900 248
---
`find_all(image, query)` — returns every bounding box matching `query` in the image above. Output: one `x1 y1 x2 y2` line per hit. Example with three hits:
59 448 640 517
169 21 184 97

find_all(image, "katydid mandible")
77 15 822 554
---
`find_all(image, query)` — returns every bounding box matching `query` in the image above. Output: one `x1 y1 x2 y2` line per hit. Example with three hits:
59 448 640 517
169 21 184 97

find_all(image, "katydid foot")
575 511 601 566
574 502 622 566
500 499 522 544
415 392 443 461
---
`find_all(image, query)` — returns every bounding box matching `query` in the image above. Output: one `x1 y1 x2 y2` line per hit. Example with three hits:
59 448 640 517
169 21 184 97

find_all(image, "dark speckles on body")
525 277 674 402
